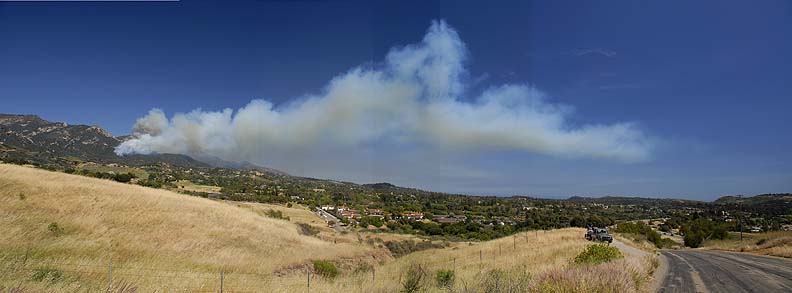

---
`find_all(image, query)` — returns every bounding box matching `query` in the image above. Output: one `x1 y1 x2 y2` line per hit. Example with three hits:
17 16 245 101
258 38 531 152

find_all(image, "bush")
30 267 63 282
402 264 426 293
313 260 339 279
574 244 622 265
684 232 704 248
264 209 290 221
385 240 444 257
112 173 135 183
660 238 678 248
435 269 454 289
297 223 320 237
616 222 664 248
47 222 64 237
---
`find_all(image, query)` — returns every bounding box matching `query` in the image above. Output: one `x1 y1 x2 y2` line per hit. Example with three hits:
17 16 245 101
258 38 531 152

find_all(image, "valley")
0 164 657 292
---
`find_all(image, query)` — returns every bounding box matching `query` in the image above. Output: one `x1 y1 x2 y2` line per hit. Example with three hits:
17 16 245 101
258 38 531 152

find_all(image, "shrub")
756 238 767 246
113 172 135 183
435 269 455 289
297 223 320 237
385 240 444 257
616 222 664 248
476 269 532 292
684 232 704 248
574 244 622 265
313 260 339 279
660 238 678 248
47 222 64 237
30 267 63 282
402 264 426 293
264 209 290 221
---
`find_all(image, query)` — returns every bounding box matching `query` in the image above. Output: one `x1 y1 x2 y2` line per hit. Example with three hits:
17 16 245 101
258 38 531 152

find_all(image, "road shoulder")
612 239 663 293
649 251 669 293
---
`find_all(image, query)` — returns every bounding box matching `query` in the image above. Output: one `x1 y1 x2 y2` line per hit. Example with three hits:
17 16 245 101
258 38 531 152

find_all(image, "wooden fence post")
107 261 112 292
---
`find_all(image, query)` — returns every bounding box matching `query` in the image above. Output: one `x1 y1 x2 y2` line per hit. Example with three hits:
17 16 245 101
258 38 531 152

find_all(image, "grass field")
173 180 223 194
703 231 792 258
76 163 149 179
0 163 656 292
0 164 383 291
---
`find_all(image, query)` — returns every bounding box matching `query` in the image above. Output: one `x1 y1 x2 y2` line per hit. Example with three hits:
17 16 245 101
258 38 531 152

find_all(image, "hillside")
713 193 792 215
0 164 657 292
0 114 210 169
0 163 386 291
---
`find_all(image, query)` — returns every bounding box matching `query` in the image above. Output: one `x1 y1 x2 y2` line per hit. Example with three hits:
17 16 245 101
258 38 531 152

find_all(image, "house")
404 211 424 220
750 226 763 233
312 188 326 192
365 209 385 219
340 210 362 219
320 205 335 211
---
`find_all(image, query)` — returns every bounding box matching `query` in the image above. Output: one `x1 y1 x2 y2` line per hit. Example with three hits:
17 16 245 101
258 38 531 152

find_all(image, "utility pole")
738 195 743 242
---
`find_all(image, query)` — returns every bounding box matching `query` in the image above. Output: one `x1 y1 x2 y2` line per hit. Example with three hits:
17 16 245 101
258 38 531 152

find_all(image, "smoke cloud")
115 21 653 170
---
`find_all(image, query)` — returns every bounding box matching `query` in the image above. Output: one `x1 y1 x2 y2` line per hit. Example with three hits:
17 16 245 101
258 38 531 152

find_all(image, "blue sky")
1 1 790 200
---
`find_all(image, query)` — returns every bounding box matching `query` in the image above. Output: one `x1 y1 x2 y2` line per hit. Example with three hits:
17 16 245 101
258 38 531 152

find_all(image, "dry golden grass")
0 164 655 292
174 179 222 193
704 231 792 258
0 164 385 291
234 202 420 246
296 229 656 292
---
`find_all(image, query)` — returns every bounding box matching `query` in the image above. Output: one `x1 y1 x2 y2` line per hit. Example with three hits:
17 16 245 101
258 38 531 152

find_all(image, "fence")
6 232 554 292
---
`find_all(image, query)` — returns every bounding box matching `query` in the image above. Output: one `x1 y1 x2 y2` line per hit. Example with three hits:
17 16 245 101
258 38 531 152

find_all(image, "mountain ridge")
1 113 789 205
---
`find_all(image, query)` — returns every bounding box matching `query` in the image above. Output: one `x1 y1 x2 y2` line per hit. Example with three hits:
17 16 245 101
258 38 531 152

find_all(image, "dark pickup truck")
585 228 613 243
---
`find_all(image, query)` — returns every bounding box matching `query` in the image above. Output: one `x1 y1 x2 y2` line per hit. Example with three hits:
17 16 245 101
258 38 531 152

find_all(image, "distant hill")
193 154 290 176
713 193 792 215
363 182 398 189
0 113 290 173
566 196 704 207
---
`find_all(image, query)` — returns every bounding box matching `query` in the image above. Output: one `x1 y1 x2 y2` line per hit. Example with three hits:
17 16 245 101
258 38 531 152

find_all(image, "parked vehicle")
585 227 613 243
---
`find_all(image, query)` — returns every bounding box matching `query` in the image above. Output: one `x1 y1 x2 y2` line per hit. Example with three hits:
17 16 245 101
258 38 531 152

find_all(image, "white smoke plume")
115 21 653 168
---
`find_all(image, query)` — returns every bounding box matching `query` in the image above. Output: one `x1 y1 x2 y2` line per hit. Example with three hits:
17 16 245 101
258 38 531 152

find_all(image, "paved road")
659 250 792 293
314 208 343 230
